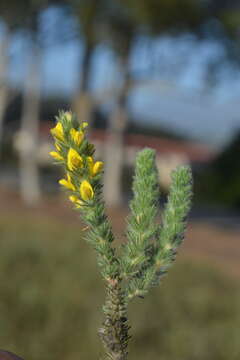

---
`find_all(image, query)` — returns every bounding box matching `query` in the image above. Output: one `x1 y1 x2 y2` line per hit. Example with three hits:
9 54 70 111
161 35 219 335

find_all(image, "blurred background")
0 0 240 359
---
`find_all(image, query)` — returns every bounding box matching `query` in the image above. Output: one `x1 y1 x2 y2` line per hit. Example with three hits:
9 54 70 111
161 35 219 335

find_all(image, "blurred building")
39 123 217 190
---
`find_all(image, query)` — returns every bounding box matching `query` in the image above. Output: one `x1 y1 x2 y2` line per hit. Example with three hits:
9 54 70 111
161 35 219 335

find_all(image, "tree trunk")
18 44 41 206
104 58 130 207
72 44 94 126
0 28 10 157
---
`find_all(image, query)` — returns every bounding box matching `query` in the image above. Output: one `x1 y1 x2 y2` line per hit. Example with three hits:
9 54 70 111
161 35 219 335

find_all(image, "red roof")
91 129 217 163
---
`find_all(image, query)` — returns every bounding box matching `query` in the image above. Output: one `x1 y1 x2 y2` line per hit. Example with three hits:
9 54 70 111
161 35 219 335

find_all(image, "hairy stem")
99 278 130 360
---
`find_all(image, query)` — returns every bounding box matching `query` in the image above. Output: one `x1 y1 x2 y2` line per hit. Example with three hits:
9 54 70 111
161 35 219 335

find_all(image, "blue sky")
2 7 240 149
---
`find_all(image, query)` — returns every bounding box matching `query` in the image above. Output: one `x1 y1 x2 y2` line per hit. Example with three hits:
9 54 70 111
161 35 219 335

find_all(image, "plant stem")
99 278 130 360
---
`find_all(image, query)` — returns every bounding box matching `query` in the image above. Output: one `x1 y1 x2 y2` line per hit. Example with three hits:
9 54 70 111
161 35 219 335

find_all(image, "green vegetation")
0 215 239 360
196 131 240 209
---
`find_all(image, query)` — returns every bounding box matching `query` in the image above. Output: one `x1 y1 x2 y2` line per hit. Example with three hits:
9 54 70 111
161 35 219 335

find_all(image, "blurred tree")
103 0 240 206
0 0 50 205
70 0 101 125
0 25 10 158
0 0 42 154
17 1 47 206
0 0 30 156
198 131 240 208
61 0 240 207
19 38 42 206
122 0 205 34
205 0 240 35
102 0 205 206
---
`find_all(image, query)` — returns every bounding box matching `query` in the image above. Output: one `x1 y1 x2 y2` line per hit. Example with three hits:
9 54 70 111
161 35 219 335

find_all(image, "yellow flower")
69 195 83 208
50 122 64 141
49 151 64 161
87 157 103 176
70 128 84 146
59 173 76 191
81 122 88 130
80 180 94 201
67 148 83 171
92 161 103 176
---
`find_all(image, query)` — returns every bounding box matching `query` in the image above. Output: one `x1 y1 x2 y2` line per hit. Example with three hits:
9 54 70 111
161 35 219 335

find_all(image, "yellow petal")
69 195 83 208
70 128 84 146
66 173 76 190
81 122 88 129
92 161 103 176
67 148 83 171
55 143 61 152
59 179 70 189
50 122 64 141
59 178 76 191
80 180 94 201
87 156 94 165
67 173 73 183
49 151 63 161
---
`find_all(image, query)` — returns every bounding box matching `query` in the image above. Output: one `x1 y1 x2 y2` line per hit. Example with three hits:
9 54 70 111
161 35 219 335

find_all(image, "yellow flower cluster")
49 112 103 207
